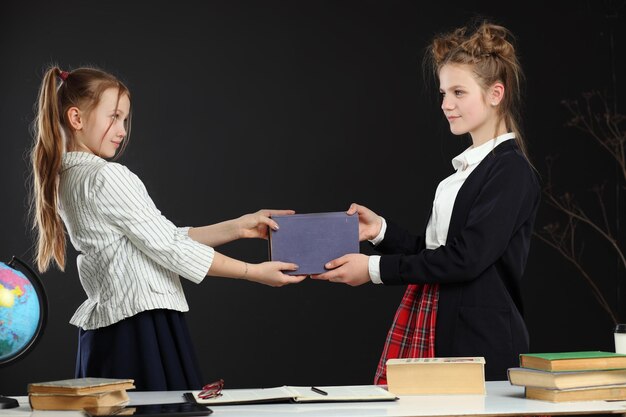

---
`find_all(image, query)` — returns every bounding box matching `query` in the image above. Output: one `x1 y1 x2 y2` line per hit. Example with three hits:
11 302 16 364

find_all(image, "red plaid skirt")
374 283 439 385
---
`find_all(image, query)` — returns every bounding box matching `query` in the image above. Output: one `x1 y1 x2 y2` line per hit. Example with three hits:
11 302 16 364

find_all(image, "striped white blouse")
59 152 214 330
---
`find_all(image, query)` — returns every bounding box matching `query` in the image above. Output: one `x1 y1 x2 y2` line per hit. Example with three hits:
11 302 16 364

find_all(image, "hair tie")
59 71 70 81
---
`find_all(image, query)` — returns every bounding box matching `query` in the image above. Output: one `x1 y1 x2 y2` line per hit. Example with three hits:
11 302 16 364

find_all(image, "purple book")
269 212 359 275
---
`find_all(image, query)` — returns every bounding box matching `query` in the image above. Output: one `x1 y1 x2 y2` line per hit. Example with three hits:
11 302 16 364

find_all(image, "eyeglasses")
198 379 224 399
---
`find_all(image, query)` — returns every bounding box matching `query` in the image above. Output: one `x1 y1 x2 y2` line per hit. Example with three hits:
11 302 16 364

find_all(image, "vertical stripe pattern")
59 152 214 330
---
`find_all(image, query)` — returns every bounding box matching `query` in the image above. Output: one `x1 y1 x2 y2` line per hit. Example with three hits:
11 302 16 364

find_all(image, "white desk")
3 381 626 417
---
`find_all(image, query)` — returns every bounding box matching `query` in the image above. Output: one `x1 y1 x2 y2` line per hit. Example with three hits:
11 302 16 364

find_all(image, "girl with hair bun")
30 66 306 390
313 21 540 382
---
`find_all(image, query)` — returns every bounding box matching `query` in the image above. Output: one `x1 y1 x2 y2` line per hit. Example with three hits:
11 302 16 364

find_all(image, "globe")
0 256 47 409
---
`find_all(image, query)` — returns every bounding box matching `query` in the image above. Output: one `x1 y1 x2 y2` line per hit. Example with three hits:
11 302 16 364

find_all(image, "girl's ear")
489 82 505 106
67 107 83 130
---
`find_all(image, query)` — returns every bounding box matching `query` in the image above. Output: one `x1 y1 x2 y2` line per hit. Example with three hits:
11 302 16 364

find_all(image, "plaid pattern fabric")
374 283 439 385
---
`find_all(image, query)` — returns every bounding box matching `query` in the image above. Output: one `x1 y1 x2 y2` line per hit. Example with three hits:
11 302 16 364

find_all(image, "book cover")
185 385 397 405
385 357 486 395
520 351 626 372
508 367 626 390
84 403 212 417
28 389 129 410
525 384 626 402
28 377 135 395
268 212 359 275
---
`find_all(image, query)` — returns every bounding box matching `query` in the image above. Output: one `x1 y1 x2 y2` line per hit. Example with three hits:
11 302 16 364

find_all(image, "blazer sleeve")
380 154 539 285
372 219 426 255
91 163 214 283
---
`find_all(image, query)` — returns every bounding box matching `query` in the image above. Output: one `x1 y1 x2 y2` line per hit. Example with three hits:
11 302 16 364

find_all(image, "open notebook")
185 385 397 405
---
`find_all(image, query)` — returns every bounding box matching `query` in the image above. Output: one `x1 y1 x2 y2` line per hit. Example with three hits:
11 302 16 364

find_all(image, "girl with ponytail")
313 21 540 382
30 66 305 390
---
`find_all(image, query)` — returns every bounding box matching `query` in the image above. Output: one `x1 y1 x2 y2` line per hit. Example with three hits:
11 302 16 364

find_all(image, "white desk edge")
3 381 626 417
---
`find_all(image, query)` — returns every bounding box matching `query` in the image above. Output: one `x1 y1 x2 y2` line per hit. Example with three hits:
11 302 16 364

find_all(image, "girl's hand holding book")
237 209 295 239
245 261 307 287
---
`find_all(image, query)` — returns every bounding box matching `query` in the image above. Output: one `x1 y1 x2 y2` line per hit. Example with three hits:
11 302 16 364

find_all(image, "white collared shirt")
368 133 516 283
59 152 215 329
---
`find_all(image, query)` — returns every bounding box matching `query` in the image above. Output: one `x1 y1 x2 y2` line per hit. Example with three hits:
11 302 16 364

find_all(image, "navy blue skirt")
75 309 204 391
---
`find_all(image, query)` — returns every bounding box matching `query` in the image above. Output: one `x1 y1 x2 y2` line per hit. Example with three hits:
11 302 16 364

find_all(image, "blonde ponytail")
31 67 67 272
30 65 131 273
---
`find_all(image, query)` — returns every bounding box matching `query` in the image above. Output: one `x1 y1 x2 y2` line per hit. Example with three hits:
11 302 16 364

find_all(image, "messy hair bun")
430 23 516 68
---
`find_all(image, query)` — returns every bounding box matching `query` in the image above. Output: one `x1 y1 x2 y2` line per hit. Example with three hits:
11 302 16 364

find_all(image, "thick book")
525 384 626 402
519 351 626 372
28 389 129 410
28 377 135 395
508 367 626 389
185 385 397 405
268 212 359 275
386 357 486 395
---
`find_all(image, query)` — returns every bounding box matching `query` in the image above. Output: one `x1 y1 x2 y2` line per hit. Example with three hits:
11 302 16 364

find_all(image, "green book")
520 351 626 372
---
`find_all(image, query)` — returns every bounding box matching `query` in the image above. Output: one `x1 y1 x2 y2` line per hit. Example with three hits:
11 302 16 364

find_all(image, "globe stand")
0 256 48 410
0 396 18 409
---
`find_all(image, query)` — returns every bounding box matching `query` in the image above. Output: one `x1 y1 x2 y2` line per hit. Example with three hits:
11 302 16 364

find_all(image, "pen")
311 386 328 396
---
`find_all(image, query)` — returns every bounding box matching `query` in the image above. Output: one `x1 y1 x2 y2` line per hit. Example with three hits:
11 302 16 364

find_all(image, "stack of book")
28 377 135 410
508 351 626 402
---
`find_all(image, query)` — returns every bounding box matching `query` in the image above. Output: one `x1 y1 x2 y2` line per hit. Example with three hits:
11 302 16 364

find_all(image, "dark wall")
1 0 624 394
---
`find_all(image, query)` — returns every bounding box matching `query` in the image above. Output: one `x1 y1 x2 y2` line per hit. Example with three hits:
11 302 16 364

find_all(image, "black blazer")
375 140 540 380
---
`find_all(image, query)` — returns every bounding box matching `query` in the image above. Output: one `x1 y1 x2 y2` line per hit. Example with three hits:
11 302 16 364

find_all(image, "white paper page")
190 386 294 405
286 385 396 402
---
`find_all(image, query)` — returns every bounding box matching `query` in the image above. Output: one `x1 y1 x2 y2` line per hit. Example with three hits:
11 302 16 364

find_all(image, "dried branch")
533 230 619 324
562 91 626 181
536 91 625 323
541 186 626 271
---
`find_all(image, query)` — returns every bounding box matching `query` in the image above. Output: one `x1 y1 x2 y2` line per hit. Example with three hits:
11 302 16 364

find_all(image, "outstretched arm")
189 209 295 247
93 165 305 286
316 155 539 286
208 252 307 287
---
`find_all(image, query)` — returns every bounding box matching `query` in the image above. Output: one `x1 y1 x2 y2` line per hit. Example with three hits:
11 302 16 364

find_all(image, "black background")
1 0 625 395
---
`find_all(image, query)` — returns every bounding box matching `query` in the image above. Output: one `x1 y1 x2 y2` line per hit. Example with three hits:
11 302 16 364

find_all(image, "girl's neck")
67 141 94 155
470 121 507 148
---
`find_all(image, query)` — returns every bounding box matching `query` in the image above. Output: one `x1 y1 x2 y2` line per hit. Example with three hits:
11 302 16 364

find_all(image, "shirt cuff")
178 226 214 283
368 255 383 284
368 217 387 246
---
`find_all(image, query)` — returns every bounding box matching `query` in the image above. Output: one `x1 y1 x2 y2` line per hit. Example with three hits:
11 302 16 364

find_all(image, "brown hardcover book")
386 357 486 395
28 377 135 395
525 384 626 402
28 389 129 410
519 351 626 372
508 367 626 389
